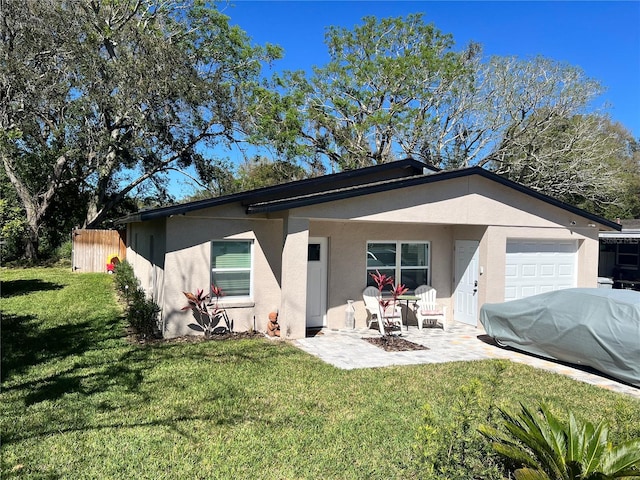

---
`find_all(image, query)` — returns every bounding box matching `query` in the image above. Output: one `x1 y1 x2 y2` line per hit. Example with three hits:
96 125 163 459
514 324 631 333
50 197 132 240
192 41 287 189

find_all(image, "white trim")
210 239 254 301
366 240 431 288
600 232 640 239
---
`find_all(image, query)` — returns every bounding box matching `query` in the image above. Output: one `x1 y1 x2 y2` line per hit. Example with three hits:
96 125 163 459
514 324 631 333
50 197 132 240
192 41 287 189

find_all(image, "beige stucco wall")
285 176 603 334
160 211 284 337
308 220 455 330
279 216 310 339
311 221 599 332
127 173 605 339
126 219 167 312
289 176 593 229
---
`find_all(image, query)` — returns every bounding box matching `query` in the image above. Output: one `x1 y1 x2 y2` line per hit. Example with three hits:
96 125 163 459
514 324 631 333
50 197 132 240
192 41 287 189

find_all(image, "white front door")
306 237 328 328
454 240 480 326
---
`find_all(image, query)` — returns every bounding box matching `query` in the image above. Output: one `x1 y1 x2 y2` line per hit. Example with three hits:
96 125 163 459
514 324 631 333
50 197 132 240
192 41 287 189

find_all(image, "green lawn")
2 268 639 479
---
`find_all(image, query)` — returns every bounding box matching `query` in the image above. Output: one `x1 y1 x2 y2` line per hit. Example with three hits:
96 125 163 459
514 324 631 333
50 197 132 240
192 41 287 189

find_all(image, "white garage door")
505 239 577 301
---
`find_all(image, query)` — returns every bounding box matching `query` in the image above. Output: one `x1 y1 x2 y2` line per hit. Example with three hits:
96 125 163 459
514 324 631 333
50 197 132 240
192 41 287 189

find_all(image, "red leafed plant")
370 270 408 335
182 285 233 337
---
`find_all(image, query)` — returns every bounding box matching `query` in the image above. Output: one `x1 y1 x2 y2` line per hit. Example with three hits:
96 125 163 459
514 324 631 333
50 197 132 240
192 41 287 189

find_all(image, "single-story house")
599 219 640 289
117 158 621 339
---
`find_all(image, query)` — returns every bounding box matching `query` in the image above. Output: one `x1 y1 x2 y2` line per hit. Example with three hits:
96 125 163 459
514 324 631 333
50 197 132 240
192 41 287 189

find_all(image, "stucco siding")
280 217 310 338
308 220 455 330
161 213 284 338
124 169 609 339
305 222 599 330
126 219 166 304
576 228 600 288
288 177 585 229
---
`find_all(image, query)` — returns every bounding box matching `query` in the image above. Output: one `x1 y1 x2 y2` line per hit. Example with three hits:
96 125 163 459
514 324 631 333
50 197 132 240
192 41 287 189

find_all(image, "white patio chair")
362 286 403 334
414 285 447 331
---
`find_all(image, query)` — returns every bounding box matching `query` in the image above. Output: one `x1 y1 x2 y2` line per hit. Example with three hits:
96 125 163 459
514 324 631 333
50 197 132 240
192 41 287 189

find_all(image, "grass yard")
2 268 639 479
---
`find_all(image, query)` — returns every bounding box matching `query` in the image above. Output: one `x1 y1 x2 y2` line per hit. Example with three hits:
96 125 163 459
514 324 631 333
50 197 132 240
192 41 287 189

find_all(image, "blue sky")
223 0 640 137
170 1 640 197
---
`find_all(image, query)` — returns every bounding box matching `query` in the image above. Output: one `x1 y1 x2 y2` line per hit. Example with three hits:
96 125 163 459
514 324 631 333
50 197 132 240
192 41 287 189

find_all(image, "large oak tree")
0 0 279 260
248 13 479 172
247 14 639 218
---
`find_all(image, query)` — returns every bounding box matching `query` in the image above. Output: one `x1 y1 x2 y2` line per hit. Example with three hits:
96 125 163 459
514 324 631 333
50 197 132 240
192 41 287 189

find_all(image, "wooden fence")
72 229 126 273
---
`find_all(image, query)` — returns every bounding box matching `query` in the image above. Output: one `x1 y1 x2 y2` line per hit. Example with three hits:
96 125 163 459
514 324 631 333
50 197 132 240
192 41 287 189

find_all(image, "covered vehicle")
480 288 640 387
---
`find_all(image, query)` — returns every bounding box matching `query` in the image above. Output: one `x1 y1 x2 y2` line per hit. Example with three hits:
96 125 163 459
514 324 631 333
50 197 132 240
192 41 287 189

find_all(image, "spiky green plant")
479 403 640 479
369 269 407 335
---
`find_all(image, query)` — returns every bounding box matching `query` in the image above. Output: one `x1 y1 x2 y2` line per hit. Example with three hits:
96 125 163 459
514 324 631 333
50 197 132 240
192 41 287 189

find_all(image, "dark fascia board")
116 158 430 224
246 166 622 231
115 192 246 224
474 169 621 230
238 157 430 206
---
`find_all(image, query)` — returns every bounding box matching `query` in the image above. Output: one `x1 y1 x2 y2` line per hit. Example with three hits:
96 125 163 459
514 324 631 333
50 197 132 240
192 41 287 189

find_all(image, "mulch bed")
127 328 265 346
363 336 428 352
128 328 427 352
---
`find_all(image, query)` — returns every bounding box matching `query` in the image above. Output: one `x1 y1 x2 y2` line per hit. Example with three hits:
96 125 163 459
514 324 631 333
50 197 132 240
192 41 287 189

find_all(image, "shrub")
49 240 73 267
113 260 138 296
182 285 233 337
55 240 72 261
479 403 640 479
415 361 508 479
126 288 161 337
113 261 161 337
0 198 28 263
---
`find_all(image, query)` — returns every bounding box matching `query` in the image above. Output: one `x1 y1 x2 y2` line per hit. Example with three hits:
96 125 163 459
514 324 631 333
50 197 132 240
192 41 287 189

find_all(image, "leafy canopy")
0 0 280 260
247 13 640 218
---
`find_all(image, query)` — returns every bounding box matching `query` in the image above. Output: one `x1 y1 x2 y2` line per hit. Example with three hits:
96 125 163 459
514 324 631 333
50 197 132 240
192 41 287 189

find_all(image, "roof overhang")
246 167 622 231
116 158 429 224
116 160 621 232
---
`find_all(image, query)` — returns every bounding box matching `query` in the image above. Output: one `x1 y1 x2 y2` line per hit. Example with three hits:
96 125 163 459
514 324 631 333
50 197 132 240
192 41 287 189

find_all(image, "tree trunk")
2 153 65 262
23 222 40 262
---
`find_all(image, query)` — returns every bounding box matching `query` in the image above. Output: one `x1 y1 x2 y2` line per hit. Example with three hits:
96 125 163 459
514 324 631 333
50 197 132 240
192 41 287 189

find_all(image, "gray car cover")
480 288 640 387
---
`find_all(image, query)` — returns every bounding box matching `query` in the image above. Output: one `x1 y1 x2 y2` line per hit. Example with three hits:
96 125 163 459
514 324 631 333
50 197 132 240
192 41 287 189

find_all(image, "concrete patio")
294 322 640 399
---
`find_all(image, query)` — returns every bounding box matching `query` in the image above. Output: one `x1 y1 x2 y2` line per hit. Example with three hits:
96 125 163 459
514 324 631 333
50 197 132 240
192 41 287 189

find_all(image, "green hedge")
113 261 161 337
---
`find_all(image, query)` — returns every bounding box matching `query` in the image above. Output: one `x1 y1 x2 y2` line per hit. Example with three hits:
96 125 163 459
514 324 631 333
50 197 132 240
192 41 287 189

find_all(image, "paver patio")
294 322 640 399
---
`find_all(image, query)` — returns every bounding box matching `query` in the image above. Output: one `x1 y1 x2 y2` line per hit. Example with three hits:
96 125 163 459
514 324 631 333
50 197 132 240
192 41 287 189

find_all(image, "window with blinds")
211 240 253 297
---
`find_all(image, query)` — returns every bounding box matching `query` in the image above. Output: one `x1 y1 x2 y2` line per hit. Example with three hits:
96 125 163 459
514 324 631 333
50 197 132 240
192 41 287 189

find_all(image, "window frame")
210 239 254 300
616 241 640 268
366 240 431 291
